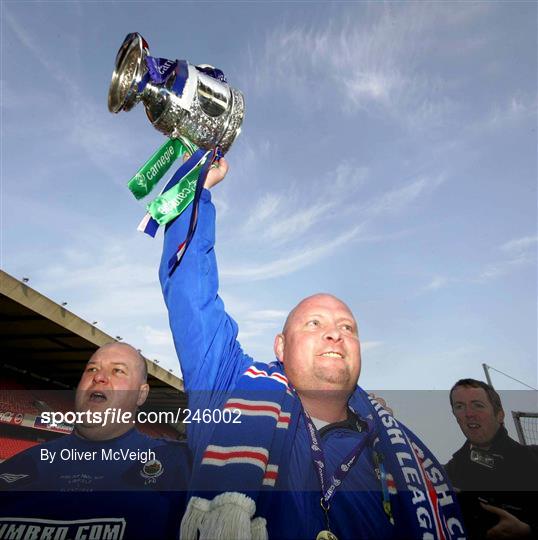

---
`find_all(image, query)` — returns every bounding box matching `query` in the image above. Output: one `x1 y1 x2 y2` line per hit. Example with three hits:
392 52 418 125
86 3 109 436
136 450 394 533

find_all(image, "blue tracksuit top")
0 429 191 540
160 190 397 540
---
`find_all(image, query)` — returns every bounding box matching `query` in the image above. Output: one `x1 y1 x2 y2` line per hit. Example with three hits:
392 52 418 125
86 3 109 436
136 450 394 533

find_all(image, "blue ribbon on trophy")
108 32 244 274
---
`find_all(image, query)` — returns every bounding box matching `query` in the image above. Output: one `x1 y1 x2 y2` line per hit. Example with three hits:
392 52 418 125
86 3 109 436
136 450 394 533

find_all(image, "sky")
1 2 537 459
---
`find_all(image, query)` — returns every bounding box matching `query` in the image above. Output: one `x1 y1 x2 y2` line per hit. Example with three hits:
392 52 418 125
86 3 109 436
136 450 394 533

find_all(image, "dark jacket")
445 427 538 539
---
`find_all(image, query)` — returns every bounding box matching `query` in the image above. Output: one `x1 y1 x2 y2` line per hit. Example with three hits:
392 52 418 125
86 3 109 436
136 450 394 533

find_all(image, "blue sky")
2 1 536 406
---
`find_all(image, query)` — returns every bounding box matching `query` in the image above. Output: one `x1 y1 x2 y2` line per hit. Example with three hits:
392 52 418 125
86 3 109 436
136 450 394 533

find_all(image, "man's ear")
274 333 285 362
137 383 150 407
497 408 505 425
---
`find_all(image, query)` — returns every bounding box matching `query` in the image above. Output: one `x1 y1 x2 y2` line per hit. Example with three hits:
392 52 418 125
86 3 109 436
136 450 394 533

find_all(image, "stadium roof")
0 269 186 411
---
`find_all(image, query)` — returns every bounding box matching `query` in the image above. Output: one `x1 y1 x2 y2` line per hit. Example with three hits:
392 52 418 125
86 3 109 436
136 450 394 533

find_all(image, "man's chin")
314 367 352 387
303 382 353 399
466 433 490 448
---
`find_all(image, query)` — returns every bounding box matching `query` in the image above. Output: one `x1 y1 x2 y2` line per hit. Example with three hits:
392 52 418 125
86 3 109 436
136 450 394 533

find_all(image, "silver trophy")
108 33 245 154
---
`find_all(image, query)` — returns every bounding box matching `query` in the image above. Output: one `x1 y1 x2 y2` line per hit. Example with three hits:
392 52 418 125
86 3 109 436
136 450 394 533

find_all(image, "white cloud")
483 96 537 130
3 8 154 186
137 325 172 347
244 3 478 128
4 9 78 94
248 309 289 321
474 235 536 283
478 257 532 282
362 341 383 352
221 224 363 281
1 79 56 111
262 201 335 245
500 235 538 254
345 72 394 105
424 276 450 291
333 163 369 192
243 193 283 230
423 234 536 289
250 16 408 111
237 309 288 342
18 229 182 371
222 168 445 282
238 322 281 342
363 175 445 218
214 198 231 218
34 230 164 325
239 160 368 246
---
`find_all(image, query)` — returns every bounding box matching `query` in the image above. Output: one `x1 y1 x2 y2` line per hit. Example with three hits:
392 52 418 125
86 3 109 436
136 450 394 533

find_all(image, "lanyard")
302 410 374 509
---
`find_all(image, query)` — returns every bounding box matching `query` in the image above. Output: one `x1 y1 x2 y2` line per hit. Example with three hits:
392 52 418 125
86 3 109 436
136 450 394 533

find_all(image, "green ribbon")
127 137 197 200
146 166 201 225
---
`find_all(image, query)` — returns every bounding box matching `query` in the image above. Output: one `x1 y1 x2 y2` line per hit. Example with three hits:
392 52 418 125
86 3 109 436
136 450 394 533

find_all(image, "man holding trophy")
109 33 466 540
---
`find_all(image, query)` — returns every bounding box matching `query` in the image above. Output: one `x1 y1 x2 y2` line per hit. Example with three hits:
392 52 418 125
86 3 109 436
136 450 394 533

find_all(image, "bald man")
159 160 464 540
0 342 190 540
74 342 150 441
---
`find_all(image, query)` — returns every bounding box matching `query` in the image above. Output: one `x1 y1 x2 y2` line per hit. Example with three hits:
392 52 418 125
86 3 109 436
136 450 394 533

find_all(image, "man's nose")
463 406 475 417
93 370 109 384
323 326 343 341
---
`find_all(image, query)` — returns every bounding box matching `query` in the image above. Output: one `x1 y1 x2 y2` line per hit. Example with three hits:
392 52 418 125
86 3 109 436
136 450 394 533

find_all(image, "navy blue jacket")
0 429 190 540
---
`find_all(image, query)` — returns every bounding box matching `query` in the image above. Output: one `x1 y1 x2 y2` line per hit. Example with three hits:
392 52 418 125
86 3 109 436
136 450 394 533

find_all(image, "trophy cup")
107 33 245 261
108 32 245 154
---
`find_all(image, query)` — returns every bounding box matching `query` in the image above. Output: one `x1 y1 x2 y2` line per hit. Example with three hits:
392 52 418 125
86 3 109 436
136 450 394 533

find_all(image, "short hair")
449 378 503 416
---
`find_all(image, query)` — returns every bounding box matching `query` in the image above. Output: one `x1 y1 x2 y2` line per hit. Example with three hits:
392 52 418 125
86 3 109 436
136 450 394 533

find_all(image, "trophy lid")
108 33 149 113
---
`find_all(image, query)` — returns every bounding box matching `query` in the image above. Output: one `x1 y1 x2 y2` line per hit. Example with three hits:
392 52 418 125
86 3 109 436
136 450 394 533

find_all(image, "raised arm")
159 159 252 396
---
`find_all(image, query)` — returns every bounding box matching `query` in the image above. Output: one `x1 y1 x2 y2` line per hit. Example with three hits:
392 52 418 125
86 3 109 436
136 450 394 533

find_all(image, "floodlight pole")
511 411 526 445
482 363 493 387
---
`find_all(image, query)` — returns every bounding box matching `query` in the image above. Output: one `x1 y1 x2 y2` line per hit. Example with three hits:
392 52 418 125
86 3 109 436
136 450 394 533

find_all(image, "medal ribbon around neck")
302 410 375 508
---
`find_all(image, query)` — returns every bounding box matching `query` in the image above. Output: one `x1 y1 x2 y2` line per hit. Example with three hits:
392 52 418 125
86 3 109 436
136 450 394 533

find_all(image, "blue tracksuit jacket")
160 190 397 540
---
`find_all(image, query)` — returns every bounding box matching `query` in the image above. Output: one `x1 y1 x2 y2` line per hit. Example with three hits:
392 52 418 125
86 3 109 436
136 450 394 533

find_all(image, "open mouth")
467 423 481 430
320 352 344 359
89 391 107 403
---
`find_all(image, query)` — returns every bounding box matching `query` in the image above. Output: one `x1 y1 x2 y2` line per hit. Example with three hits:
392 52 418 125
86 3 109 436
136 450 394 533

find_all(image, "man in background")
447 378 538 539
0 342 190 540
